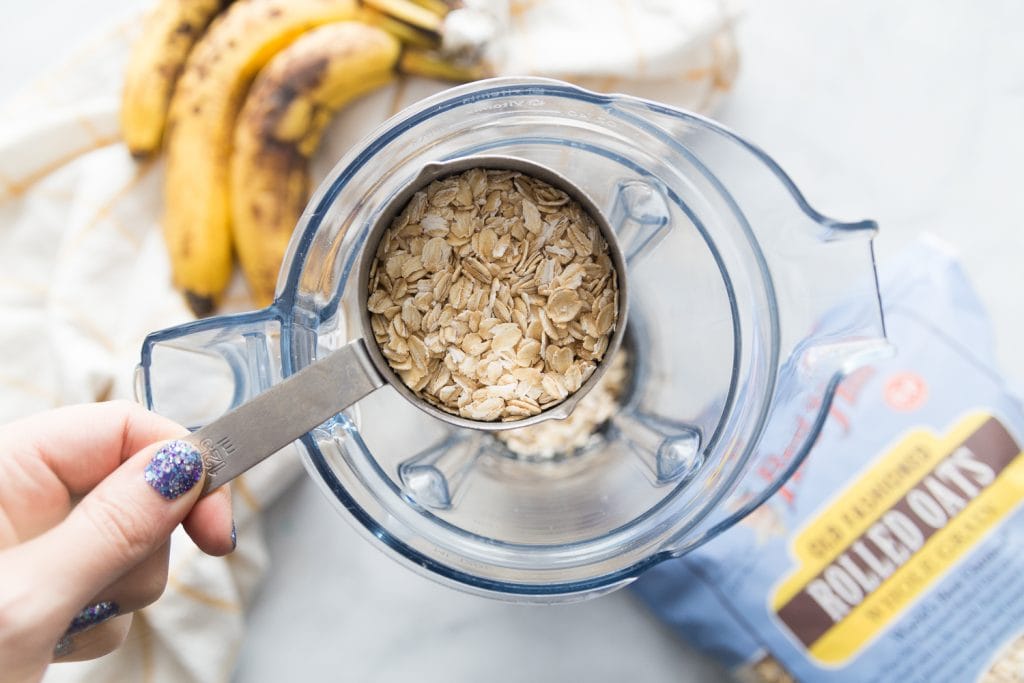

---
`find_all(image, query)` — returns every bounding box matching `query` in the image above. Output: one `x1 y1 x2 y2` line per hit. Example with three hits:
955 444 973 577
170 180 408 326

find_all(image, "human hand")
0 401 234 682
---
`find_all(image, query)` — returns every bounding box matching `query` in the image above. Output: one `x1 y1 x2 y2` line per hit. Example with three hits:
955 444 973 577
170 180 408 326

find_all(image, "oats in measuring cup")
367 167 619 422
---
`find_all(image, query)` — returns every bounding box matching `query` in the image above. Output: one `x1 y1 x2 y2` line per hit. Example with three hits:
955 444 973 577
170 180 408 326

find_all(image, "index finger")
0 401 186 495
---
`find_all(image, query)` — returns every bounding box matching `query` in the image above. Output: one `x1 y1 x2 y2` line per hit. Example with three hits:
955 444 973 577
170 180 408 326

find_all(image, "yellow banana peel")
121 0 229 157
230 21 401 306
163 0 358 314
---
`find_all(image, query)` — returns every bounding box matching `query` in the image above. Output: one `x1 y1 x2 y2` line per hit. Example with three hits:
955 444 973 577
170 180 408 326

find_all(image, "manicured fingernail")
230 520 237 550
66 600 119 636
53 635 73 658
145 440 202 499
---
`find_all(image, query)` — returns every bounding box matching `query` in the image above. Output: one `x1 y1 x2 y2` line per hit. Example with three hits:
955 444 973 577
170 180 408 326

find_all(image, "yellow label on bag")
770 413 1024 664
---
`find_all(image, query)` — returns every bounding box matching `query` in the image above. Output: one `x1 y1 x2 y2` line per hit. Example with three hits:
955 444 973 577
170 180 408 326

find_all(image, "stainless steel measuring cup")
186 155 629 494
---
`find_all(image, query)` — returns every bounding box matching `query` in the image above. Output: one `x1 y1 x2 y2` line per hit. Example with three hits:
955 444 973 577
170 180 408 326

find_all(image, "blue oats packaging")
633 238 1024 683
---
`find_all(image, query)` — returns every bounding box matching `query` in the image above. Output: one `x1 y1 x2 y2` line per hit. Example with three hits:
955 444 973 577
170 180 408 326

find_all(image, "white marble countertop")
3 1 1022 681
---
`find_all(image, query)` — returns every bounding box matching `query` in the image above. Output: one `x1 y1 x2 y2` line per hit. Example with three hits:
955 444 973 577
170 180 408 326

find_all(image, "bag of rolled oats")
633 238 1024 683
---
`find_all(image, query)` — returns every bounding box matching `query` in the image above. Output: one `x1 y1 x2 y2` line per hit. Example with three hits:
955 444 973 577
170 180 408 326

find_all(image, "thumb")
26 440 205 617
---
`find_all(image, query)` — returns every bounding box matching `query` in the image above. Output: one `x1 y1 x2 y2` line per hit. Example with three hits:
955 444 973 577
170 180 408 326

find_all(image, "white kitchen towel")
449 0 739 109
0 2 736 681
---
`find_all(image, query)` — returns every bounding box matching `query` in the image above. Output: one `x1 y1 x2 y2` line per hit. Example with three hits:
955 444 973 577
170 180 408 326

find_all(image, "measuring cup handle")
187 339 384 494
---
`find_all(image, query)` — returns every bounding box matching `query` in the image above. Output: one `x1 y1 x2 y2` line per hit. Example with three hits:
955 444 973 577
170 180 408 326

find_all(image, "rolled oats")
497 351 628 457
368 167 619 421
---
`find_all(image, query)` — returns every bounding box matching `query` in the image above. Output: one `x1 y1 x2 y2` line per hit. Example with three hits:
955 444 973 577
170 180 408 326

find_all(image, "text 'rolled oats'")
367 167 619 422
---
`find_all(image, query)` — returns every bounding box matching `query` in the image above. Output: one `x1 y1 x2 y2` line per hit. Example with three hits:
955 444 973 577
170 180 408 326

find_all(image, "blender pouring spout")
780 218 893 379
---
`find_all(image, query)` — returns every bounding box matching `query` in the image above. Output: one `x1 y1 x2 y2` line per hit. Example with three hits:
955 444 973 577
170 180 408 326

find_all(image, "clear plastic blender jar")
138 77 890 601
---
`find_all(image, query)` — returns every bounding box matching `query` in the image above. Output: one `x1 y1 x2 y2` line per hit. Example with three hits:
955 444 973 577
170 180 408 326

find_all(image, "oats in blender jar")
367 168 619 422
497 350 629 458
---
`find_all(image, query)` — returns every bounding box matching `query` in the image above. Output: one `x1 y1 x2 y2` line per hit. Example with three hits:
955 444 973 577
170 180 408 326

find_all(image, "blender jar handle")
136 307 287 430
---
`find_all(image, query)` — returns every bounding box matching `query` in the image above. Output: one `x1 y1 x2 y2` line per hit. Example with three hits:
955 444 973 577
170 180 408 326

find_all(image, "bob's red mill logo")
770 413 1023 663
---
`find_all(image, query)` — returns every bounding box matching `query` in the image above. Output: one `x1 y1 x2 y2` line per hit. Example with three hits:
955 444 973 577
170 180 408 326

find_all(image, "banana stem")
357 6 440 49
362 0 444 33
399 48 488 82
406 0 451 17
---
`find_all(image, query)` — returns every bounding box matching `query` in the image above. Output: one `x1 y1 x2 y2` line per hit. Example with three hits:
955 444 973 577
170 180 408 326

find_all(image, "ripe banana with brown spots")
120 0 231 158
230 22 401 306
163 0 358 316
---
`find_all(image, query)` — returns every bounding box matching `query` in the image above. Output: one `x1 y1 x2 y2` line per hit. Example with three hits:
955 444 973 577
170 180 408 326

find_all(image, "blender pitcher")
137 77 890 601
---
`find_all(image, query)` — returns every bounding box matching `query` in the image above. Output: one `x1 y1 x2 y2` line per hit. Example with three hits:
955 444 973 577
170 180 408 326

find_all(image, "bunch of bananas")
122 0 481 315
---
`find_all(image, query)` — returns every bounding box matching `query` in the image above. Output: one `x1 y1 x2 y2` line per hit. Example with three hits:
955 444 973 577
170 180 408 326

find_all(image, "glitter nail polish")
66 601 119 636
53 635 72 658
230 520 237 550
145 440 203 500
